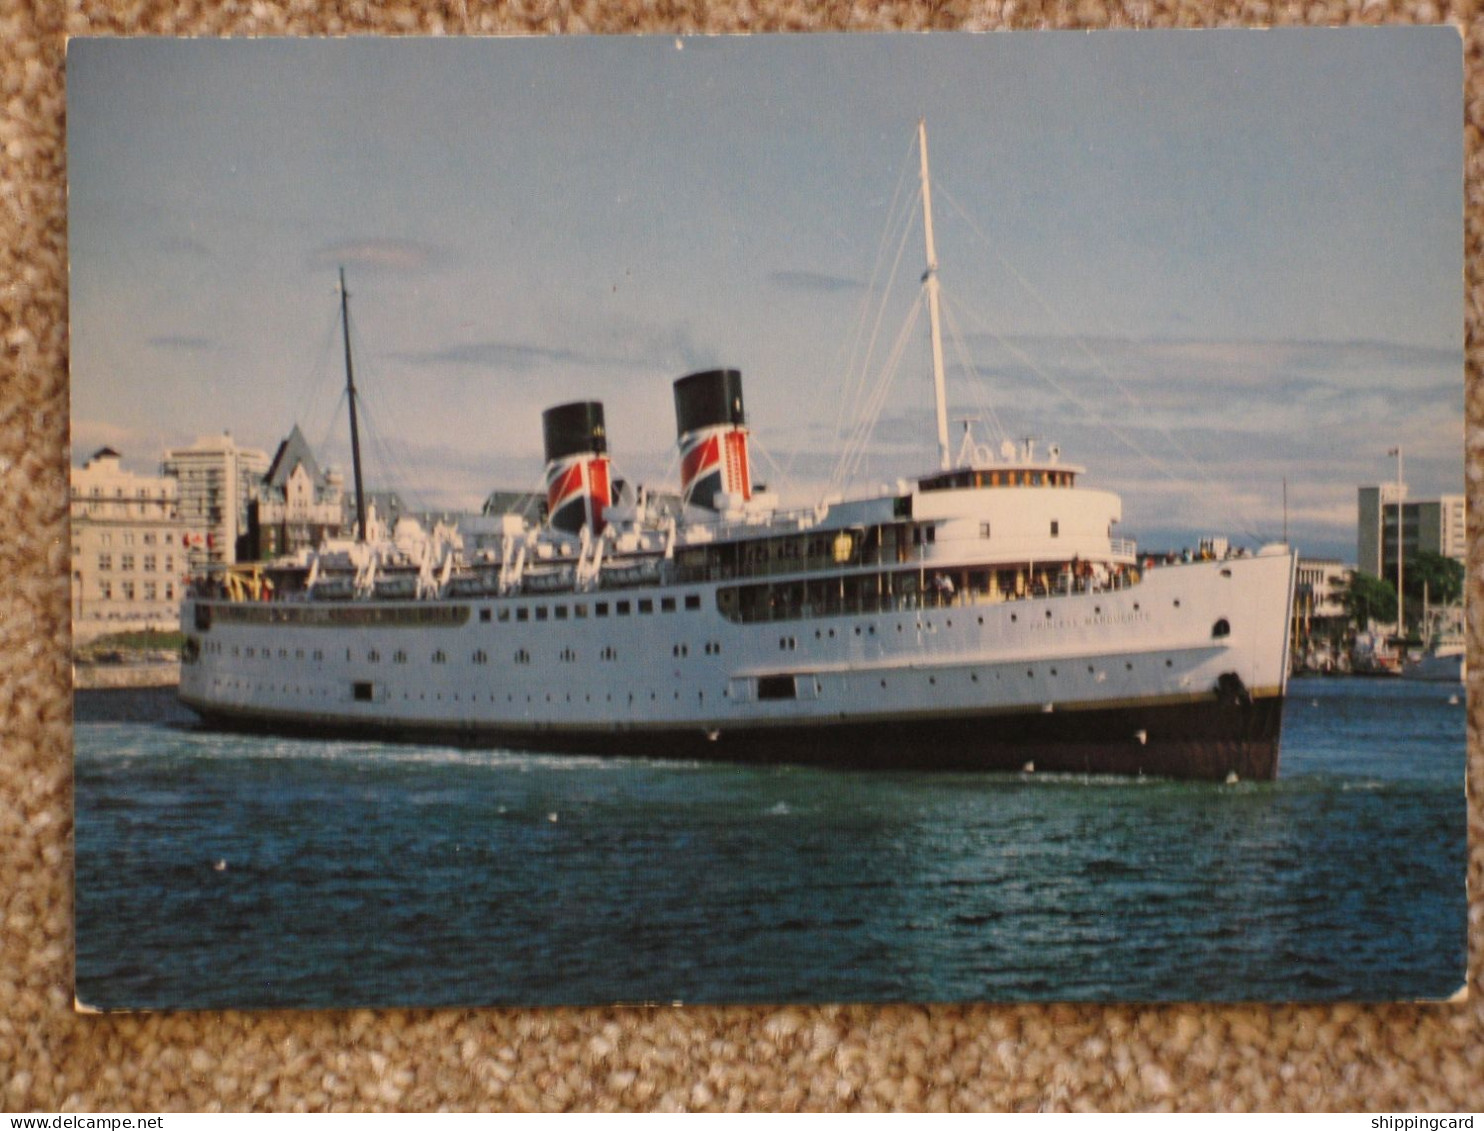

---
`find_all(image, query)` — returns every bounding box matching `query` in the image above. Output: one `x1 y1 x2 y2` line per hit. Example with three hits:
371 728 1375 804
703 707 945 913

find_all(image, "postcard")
68 30 1466 1011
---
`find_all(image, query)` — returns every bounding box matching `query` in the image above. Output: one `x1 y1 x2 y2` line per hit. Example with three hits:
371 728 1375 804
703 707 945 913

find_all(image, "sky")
67 30 1464 562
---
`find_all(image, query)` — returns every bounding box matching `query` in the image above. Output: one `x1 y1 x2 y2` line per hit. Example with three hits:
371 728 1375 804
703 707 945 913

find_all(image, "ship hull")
179 548 1296 782
1399 650 1465 683
184 687 1284 780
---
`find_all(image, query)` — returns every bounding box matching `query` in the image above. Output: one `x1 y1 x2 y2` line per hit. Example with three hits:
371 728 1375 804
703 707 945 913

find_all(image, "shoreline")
73 661 181 691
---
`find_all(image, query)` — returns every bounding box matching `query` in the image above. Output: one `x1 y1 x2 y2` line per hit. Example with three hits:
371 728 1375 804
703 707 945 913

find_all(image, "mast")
918 119 952 472
339 267 368 543
1390 445 1404 641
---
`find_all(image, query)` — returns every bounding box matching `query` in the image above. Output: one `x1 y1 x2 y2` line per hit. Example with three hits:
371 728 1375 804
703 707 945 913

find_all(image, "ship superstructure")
178 125 1297 780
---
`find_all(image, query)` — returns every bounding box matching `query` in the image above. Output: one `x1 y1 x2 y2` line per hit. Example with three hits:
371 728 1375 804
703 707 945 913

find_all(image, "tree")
1404 551 1464 609
1340 571 1397 631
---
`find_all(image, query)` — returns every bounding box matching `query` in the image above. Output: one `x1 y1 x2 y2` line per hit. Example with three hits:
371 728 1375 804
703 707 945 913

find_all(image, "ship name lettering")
1029 610 1151 632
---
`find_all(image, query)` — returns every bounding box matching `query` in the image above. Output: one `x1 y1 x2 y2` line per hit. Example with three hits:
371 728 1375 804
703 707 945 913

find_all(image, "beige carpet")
3 0 1481 1112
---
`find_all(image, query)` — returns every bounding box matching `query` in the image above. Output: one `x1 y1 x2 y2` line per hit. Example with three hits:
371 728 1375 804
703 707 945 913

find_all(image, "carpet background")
3 0 1481 1112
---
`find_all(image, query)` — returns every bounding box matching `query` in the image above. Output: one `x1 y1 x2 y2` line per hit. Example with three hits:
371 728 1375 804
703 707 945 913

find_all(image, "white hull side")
180 552 1295 744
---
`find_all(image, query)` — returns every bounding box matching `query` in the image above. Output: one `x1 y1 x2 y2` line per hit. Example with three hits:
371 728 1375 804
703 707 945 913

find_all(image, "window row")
215 638 738 666
96 554 175 573
477 592 704 624
94 581 175 601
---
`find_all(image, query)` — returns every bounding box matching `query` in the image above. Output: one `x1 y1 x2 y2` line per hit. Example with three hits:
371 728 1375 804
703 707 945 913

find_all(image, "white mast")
918 118 951 471
1390 445 1405 639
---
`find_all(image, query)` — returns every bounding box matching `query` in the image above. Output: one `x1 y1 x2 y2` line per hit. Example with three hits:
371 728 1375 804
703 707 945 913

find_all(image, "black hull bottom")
184 692 1285 782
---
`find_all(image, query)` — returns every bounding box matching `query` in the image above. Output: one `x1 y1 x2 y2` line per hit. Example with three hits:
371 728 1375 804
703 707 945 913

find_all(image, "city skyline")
67 31 1464 562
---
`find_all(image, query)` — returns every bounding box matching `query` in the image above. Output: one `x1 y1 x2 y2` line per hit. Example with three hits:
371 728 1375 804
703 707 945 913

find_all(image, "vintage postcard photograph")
67 30 1466 1011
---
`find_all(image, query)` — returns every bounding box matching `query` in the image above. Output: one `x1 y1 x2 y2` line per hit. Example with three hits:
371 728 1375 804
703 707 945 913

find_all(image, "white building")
71 448 191 641
1295 557 1350 620
246 425 347 560
162 433 270 567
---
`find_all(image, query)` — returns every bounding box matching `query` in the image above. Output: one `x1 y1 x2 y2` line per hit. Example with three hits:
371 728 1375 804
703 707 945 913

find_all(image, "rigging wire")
937 184 1265 540
327 299 435 520
353 305 445 513
313 390 350 474
289 303 347 442
508 468 549 522
939 293 1009 450
778 133 925 495
655 443 681 501
827 191 927 491
834 292 925 491
942 289 1266 539
355 393 432 517
940 289 1164 471
827 138 923 466
744 434 793 497
839 185 924 469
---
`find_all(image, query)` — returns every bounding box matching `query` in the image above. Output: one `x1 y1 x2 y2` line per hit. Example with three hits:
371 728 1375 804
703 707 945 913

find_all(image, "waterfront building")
1291 557 1352 672
162 432 270 567
1357 485 1465 578
245 425 347 561
70 448 191 641
1296 557 1350 620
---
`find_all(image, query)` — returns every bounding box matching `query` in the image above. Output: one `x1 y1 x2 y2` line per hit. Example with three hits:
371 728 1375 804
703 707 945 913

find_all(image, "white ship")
179 124 1298 780
1401 606 1466 683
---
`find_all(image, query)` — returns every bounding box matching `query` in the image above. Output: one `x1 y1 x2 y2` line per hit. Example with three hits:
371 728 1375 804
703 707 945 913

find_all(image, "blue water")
73 677 1467 1010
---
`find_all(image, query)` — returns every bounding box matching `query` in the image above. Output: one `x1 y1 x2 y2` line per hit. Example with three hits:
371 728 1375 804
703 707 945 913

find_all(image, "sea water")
73 676 1467 1011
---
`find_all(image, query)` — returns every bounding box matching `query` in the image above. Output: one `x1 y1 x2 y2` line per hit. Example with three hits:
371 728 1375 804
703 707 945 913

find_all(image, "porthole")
1212 618 1231 639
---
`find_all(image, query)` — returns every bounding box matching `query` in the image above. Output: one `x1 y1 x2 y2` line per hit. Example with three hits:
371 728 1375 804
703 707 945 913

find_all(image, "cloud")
389 341 646 373
932 335 1460 438
154 235 213 259
388 315 716 380
146 335 215 353
309 239 440 274
70 419 199 470
769 270 866 294
743 330 1461 560
71 420 139 463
